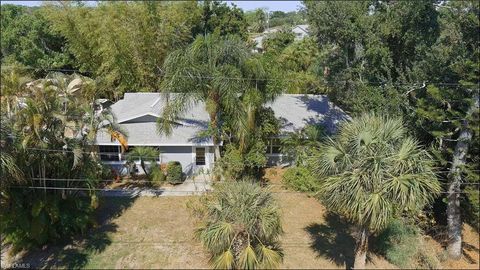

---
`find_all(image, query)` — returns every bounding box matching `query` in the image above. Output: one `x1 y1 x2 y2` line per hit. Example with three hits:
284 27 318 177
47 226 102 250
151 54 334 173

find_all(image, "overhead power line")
28 177 480 185
9 184 477 194
2 65 478 87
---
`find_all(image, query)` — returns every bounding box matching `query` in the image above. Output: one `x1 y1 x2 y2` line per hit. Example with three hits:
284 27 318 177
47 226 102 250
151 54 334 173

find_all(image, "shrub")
193 180 284 269
375 220 419 268
215 143 268 180
375 219 440 269
150 165 166 187
282 166 319 193
1 194 94 253
166 161 183 184
214 145 244 180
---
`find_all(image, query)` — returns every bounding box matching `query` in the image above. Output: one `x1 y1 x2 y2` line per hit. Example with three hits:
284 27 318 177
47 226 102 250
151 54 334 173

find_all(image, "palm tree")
195 180 283 269
0 117 24 192
232 57 281 154
158 34 249 160
0 65 31 118
80 103 128 154
281 124 325 166
24 73 128 153
311 114 441 269
16 72 127 191
126 147 159 176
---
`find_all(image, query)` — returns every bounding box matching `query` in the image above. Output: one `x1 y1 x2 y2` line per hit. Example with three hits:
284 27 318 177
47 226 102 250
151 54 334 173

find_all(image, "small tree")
126 147 159 176
311 114 441 269
194 181 283 269
281 124 325 166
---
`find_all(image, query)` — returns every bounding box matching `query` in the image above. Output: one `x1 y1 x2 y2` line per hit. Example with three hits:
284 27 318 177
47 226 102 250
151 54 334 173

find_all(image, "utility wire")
26 178 480 187
9 186 475 194
2 65 478 87
27 178 480 186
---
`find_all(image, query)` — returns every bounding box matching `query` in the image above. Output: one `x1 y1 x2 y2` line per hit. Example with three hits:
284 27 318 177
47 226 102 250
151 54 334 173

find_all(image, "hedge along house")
95 93 347 176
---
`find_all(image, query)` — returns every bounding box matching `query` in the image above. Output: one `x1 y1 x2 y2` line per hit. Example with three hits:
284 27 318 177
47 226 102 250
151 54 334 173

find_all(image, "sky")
1 1 303 12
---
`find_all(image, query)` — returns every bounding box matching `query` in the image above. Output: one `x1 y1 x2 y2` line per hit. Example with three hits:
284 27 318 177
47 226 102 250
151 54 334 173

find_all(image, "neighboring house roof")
268 94 347 133
252 24 310 50
253 35 265 49
292 24 310 41
252 27 280 49
95 93 347 146
292 24 309 34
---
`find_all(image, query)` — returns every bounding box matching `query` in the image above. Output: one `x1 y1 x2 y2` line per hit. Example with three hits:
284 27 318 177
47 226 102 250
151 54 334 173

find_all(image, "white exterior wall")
100 145 214 176
160 146 197 175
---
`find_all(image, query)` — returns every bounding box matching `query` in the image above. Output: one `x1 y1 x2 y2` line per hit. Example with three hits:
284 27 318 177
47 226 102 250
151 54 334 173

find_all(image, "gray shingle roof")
268 94 348 133
95 93 347 146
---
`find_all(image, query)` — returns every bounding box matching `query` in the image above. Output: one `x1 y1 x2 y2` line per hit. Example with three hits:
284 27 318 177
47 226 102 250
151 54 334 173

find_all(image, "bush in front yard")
282 166 320 193
150 165 166 187
215 143 267 180
167 161 183 184
374 219 441 269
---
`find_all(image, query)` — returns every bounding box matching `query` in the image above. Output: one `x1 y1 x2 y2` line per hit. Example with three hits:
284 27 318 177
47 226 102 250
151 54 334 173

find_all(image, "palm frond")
257 244 283 269
212 249 235 270
238 244 258 270
200 221 235 254
312 113 441 232
72 146 83 169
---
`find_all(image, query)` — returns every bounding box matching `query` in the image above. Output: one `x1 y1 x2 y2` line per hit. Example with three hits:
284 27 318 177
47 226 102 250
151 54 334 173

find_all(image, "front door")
194 146 208 173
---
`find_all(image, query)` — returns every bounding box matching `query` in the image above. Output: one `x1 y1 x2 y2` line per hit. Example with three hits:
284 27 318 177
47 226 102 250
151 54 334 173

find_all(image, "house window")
99 145 120 161
266 138 282 154
271 138 282 154
196 147 206 165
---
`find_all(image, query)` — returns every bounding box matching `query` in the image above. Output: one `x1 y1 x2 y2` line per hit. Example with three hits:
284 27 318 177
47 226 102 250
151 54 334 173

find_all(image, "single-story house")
252 24 310 53
95 93 347 176
292 24 309 40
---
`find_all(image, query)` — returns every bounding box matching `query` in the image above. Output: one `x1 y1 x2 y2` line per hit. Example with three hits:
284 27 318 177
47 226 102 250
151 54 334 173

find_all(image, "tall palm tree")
158 34 249 160
195 180 283 269
16 72 127 190
126 146 159 176
311 114 441 269
232 57 281 154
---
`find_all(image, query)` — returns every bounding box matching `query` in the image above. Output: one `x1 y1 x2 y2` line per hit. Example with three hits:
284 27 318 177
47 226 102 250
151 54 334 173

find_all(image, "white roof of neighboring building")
292 24 309 34
252 24 310 49
95 93 347 146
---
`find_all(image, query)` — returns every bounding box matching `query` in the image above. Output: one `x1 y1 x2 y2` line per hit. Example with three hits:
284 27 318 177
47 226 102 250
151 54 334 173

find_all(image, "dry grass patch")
4 197 209 269
266 166 479 269
4 170 478 269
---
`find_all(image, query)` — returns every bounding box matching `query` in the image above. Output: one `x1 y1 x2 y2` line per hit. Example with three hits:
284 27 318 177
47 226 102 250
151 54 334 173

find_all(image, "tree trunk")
6 99 11 118
211 113 221 159
447 172 463 260
353 226 369 269
446 93 479 260
207 96 221 181
140 160 148 177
